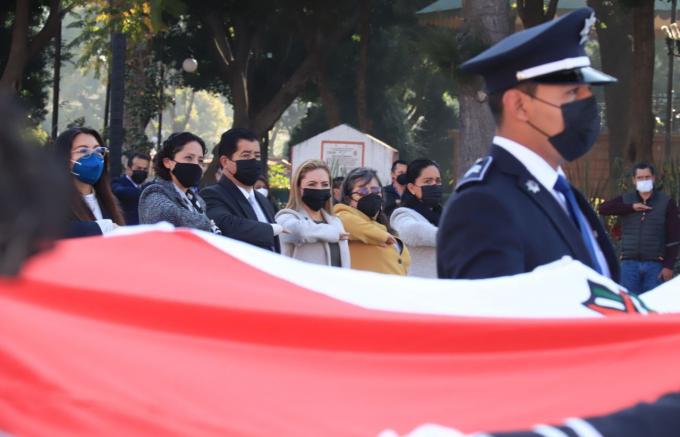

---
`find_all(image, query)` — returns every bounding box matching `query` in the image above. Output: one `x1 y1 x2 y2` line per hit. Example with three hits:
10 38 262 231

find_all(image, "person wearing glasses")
54 127 125 238
275 160 350 268
389 159 443 278
334 167 410 275
138 132 220 234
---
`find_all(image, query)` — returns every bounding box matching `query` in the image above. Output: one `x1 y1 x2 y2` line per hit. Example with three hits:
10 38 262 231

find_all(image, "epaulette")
455 156 493 192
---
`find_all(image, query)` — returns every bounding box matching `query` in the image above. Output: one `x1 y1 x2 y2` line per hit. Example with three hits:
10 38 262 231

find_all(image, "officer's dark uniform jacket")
620 190 669 262
436 145 620 281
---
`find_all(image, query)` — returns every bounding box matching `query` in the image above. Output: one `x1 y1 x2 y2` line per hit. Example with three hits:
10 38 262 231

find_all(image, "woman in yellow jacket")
334 167 410 275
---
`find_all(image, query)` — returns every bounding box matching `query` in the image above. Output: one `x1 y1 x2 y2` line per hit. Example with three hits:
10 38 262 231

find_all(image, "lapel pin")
526 180 540 194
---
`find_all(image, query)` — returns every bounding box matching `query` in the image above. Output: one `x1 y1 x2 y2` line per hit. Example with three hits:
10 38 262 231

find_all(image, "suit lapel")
254 193 274 223
219 177 258 221
491 146 594 266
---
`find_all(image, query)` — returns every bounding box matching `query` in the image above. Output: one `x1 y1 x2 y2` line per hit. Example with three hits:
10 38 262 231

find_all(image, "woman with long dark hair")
390 159 443 278
54 127 125 237
139 132 220 233
334 167 409 275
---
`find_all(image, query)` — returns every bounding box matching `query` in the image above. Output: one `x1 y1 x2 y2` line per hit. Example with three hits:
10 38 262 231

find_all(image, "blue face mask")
72 153 104 185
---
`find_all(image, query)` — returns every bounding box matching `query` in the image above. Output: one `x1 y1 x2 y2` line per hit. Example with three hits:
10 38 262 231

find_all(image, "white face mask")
255 188 269 197
636 180 654 193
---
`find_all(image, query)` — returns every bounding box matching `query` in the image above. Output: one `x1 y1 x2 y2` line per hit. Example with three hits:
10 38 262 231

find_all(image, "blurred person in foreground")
276 160 350 268
334 167 409 275
390 159 443 278
55 127 125 238
0 96 68 275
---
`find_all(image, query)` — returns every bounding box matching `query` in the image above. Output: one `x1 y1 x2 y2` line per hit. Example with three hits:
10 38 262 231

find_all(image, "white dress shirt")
236 184 283 236
83 192 104 220
493 136 611 278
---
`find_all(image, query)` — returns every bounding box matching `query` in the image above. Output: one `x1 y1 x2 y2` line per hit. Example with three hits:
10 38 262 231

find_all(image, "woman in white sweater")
275 160 350 268
389 159 443 278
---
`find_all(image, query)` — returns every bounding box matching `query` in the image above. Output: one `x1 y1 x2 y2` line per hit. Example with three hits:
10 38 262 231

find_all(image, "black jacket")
200 176 280 252
111 175 143 225
383 184 403 217
437 145 619 281
492 392 680 437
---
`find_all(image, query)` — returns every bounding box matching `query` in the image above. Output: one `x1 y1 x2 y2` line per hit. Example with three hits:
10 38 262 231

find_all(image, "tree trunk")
457 0 513 178
315 53 342 128
356 0 372 133
587 0 633 190
0 0 61 92
516 0 558 28
626 0 655 164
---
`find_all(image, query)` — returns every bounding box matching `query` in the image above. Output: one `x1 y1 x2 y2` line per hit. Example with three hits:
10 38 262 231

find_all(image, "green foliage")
267 163 290 189
0 0 55 124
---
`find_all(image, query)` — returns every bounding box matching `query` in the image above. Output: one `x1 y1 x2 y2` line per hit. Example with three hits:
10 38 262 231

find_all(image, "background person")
276 160 350 268
55 127 125 238
111 151 151 225
332 176 345 204
599 162 680 294
390 159 443 278
334 167 410 275
201 128 281 252
255 174 279 213
383 159 408 217
138 132 220 233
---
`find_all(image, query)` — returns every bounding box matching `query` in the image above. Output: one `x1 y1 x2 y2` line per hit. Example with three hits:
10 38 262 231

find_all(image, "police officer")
437 8 620 281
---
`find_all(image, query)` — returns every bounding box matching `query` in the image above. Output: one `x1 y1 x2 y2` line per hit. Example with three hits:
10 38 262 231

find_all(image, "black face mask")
131 170 148 184
396 173 409 186
234 159 262 187
172 162 203 188
356 193 383 218
420 184 443 207
526 95 600 162
302 188 331 212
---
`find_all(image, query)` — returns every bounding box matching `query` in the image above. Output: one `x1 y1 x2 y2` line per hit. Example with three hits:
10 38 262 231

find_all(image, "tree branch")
28 0 61 60
202 12 235 72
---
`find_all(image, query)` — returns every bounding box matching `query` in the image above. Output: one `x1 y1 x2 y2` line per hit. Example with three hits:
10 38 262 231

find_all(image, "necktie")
185 190 204 214
248 194 268 223
553 175 602 274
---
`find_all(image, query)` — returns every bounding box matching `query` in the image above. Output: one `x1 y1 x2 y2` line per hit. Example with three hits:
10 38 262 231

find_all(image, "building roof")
417 0 675 15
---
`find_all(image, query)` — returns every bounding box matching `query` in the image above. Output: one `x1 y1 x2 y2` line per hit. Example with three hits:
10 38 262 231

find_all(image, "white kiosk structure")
290 124 399 185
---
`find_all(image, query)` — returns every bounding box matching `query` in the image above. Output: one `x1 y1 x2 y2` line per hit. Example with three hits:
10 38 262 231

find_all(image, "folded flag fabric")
1 227 679 436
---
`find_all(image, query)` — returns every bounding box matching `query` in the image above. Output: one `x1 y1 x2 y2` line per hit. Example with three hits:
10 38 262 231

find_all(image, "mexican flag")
1 226 679 436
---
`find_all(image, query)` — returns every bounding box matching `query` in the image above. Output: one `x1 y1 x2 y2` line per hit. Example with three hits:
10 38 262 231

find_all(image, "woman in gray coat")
275 160 350 268
139 132 220 234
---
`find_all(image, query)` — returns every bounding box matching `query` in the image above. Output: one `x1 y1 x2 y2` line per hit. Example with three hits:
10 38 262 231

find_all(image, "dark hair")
127 152 151 168
404 159 440 185
54 126 125 226
0 97 69 275
256 175 269 188
154 132 206 181
217 127 258 162
391 159 408 173
488 82 538 125
341 167 392 231
332 176 345 189
632 162 656 176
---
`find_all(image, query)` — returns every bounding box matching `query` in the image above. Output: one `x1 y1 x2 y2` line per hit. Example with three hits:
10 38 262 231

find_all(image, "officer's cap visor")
530 67 617 86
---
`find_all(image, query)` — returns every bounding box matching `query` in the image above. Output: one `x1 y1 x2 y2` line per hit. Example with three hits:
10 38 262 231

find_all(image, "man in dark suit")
200 128 281 252
437 8 619 281
383 159 407 217
111 152 150 225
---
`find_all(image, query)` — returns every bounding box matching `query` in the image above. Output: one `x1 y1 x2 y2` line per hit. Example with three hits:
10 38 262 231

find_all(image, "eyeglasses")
73 146 109 158
351 186 382 196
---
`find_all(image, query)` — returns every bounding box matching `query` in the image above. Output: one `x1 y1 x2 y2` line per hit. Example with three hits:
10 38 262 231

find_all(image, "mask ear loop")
519 90 560 139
